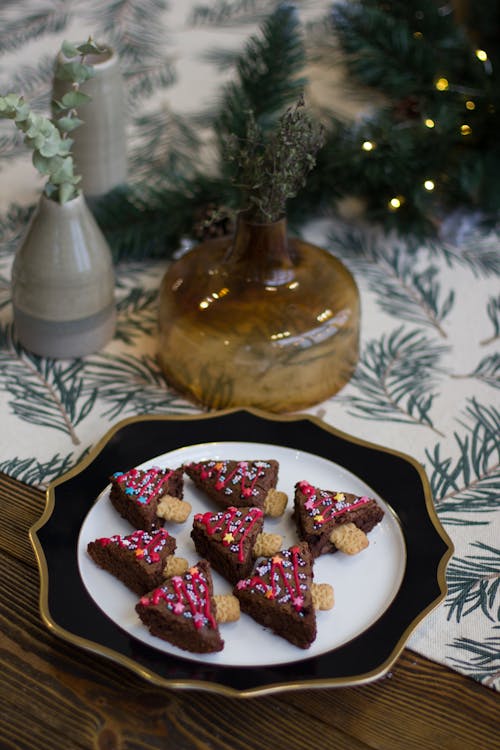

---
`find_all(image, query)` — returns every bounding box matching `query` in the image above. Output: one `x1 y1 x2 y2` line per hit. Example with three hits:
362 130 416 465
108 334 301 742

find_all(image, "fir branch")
213 4 306 142
331 0 468 97
0 324 97 446
452 353 500 389
82 353 195 419
445 542 500 623
0 1 70 53
447 629 500 689
91 177 231 262
481 295 500 345
343 326 447 433
425 398 500 525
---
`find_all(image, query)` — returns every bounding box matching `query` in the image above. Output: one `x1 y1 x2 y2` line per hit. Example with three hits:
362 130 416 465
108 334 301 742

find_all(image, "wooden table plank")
0 473 498 750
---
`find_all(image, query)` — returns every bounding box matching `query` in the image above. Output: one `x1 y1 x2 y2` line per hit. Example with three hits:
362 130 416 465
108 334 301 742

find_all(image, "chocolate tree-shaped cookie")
109 465 184 531
234 542 317 649
191 506 282 584
293 481 384 558
87 528 176 595
136 560 224 653
184 459 279 511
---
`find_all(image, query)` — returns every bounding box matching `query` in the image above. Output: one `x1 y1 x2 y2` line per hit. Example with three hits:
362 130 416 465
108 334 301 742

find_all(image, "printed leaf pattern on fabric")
425 399 500 527
445 542 500 623
342 326 447 434
0 324 97 446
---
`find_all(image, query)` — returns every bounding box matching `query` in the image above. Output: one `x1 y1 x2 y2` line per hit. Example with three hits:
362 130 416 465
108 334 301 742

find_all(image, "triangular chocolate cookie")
109 466 184 531
136 560 224 653
293 481 384 558
191 506 265 584
234 542 316 649
184 459 278 510
87 528 176 595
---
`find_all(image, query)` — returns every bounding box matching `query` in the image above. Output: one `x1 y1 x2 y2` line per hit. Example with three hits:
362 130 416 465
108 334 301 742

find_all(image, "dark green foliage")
213 4 306 143
317 0 500 233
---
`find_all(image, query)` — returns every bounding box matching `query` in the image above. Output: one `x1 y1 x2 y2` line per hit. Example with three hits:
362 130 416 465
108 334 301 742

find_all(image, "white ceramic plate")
77 441 406 668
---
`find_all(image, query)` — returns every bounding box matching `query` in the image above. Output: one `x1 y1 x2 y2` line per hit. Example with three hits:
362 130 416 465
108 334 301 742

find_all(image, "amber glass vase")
158 212 360 412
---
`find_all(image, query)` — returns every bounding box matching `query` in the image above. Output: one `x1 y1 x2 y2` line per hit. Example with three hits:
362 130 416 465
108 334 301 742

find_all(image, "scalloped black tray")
30 409 452 697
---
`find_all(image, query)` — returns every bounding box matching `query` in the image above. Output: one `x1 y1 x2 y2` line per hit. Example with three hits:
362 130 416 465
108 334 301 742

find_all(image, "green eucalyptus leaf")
57 60 95 85
32 151 56 176
44 183 57 198
57 138 74 155
60 90 91 109
0 93 21 114
58 181 78 204
61 40 80 58
51 98 66 113
56 116 84 133
13 102 31 122
77 40 106 56
50 156 76 184
38 133 64 158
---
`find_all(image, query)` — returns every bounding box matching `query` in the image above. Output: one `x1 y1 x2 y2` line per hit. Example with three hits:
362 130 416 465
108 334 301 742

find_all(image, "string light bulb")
465 100 475 110
475 49 488 62
435 77 449 91
388 196 404 211
362 140 375 151
461 124 472 136
424 180 435 191
425 118 435 128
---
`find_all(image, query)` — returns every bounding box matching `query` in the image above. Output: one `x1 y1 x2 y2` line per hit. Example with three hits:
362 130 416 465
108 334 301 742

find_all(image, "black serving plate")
30 409 453 696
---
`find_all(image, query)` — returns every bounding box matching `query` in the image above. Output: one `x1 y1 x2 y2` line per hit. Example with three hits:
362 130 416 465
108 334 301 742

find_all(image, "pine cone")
193 204 235 240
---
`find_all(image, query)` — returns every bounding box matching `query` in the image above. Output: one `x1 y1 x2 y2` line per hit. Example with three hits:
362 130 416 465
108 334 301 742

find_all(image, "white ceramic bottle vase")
11 193 116 358
53 45 127 197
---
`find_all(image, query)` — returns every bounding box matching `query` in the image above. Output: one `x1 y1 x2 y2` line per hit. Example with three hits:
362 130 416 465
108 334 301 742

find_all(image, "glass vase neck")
225 212 295 284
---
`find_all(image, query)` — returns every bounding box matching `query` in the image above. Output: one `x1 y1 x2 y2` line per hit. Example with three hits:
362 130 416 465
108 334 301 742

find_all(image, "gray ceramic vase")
11 193 116 358
53 45 127 197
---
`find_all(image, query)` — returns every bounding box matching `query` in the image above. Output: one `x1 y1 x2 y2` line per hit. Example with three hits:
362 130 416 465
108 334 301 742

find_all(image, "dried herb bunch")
223 95 325 223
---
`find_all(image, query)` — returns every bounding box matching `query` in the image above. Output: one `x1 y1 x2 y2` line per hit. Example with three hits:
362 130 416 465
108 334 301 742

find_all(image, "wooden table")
1 473 498 750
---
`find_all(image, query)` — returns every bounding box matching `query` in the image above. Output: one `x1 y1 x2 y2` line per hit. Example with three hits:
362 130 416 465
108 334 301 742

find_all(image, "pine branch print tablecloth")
0 0 498 691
